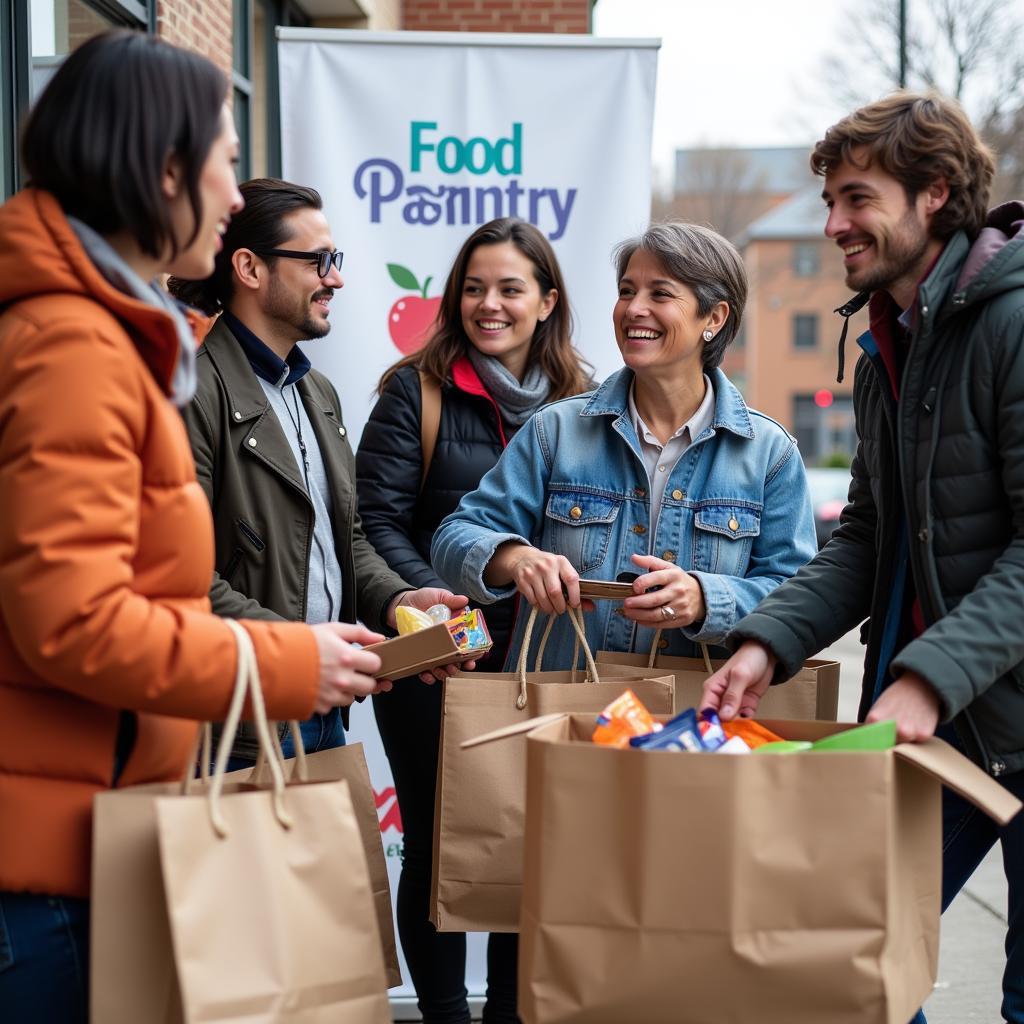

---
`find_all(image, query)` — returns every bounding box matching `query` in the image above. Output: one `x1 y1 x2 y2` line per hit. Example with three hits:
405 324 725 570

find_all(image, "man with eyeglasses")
170 178 468 767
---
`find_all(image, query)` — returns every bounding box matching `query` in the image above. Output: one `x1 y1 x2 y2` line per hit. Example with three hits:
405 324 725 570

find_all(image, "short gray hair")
613 222 748 372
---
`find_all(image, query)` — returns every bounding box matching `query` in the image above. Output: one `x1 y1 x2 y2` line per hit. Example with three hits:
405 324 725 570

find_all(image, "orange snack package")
721 718 784 750
593 689 658 749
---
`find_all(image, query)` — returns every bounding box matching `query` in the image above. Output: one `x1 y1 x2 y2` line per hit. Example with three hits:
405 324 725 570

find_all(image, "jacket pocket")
543 487 622 574
691 503 761 576
236 517 266 551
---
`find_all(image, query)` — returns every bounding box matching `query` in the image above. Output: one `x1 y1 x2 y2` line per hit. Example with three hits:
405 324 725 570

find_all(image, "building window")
30 1 148 99
2 1 149 199
792 242 819 277
792 313 819 349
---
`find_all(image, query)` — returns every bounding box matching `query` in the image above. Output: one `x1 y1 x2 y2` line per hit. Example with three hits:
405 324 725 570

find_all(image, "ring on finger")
661 605 675 621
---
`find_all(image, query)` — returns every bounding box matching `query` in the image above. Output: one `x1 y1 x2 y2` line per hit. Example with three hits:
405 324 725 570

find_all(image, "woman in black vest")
356 218 591 1024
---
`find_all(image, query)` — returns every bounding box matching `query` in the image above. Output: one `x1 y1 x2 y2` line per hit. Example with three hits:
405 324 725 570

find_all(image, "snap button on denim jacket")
431 367 818 671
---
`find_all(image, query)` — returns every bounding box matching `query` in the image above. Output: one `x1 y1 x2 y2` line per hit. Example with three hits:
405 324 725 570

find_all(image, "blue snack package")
698 709 727 751
630 708 704 752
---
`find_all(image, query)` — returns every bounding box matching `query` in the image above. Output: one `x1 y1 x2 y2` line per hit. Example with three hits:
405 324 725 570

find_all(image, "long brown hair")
377 218 592 400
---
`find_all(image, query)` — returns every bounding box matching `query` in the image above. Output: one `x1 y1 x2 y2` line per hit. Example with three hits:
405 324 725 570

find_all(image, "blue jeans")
0 891 90 1023
224 707 346 773
910 759 1024 1024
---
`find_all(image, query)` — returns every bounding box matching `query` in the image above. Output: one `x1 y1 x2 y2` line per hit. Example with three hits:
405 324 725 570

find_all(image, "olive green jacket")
183 318 410 748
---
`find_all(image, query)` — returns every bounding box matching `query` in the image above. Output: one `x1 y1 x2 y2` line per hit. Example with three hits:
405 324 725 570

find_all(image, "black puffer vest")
356 359 515 667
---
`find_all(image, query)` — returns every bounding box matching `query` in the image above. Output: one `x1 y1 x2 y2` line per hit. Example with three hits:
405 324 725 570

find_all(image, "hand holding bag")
430 605 675 932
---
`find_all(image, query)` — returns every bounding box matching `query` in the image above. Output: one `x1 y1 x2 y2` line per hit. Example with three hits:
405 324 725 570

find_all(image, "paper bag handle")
646 630 714 676
251 719 309 785
532 610 582 677
196 620 293 837
515 605 600 711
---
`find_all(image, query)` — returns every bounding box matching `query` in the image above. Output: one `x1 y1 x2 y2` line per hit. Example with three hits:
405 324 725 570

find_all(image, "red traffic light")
814 389 834 408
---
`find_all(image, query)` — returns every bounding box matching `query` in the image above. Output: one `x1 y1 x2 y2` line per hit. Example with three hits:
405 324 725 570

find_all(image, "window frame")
792 312 820 350
3 0 152 200
792 242 820 278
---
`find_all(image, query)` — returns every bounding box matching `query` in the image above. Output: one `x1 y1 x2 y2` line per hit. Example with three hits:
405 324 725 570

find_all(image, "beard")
845 207 931 296
265 275 333 340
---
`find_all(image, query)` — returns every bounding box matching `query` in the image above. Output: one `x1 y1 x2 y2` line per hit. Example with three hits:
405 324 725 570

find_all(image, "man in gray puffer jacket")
702 93 1024 1022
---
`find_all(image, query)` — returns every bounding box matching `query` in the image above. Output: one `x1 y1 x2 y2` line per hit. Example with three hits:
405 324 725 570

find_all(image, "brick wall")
156 0 233 79
402 0 591 33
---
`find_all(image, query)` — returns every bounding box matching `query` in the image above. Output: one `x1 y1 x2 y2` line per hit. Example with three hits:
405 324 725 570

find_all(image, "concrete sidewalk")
822 629 1008 1024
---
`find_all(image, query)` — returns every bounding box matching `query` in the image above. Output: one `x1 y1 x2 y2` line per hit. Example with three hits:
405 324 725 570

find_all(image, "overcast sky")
592 0 1024 189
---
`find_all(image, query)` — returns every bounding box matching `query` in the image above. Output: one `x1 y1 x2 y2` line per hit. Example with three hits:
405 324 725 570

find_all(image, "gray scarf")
69 218 197 407
467 347 551 427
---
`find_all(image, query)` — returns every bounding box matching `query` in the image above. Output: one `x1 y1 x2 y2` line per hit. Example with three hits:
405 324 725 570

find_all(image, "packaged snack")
754 740 813 755
721 718 785 750
631 708 704 752
810 720 897 752
395 605 435 635
593 690 658 749
445 608 491 653
698 709 727 751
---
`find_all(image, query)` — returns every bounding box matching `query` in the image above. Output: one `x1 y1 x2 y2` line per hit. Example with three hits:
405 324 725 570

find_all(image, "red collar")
450 355 508 448
866 246 945 399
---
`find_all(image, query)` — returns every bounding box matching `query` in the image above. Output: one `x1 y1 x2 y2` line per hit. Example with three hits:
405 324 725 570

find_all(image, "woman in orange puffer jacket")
0 32 388 1023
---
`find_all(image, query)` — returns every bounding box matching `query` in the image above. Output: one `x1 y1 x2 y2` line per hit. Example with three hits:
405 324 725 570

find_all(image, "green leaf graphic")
387 263 420 291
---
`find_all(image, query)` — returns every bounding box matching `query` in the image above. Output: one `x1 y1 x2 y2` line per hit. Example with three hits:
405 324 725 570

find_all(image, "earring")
702 329 714 342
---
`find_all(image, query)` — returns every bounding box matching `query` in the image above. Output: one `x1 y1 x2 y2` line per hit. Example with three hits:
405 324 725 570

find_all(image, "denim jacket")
431 367 817 671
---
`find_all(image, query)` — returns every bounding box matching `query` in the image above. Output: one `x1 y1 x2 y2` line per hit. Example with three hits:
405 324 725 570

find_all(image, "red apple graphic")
387 263 441 354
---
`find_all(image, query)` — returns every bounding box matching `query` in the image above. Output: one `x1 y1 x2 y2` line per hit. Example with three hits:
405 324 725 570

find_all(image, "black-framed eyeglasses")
255 248 344 278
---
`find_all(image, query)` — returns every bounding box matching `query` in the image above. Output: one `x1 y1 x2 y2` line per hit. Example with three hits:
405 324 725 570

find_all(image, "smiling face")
260 206 345 342
822 151 945 307
165 105 244 280
613 248 727 384
460 241 557 381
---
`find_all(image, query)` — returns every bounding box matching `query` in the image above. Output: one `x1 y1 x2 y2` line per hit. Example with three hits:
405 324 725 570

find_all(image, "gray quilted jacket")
733 202 1024 775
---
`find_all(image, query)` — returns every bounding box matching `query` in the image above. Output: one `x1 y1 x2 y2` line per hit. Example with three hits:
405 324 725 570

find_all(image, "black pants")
373 679 519 1024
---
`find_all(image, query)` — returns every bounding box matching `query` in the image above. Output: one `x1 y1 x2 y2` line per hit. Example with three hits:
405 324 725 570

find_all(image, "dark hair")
21 30 227 260
378 218 592 402
613 222 748 372
810 91 995 240
168 178 323 314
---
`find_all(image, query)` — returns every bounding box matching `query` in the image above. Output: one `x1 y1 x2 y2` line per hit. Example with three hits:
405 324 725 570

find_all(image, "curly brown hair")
377 218 592 401
810 91 995 240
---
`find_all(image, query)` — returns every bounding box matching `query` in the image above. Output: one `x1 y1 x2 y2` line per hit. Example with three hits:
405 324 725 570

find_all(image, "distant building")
664 146 867 465
659 146 814 244
734 185 866 464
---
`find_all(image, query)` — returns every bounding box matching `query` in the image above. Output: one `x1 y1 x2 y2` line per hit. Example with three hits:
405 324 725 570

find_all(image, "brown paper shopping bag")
430 606 675 933
467 713 1022 1024
597 632 840 719
91 621 390 1024
233 740 401 990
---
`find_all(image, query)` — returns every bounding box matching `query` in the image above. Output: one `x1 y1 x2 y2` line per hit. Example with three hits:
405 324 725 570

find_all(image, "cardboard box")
366 616 493 680
467 714 1022 1024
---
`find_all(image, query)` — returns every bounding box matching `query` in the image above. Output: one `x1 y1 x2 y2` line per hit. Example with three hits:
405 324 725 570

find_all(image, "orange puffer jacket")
0 189 319 898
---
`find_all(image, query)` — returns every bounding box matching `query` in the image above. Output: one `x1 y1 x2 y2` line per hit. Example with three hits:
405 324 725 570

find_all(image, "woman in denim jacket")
432 222 818 667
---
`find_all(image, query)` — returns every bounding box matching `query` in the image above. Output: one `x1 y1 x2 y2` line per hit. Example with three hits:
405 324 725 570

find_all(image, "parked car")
805 466 852 548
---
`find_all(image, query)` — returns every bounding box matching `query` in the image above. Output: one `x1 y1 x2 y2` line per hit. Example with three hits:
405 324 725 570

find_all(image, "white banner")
278 28 658 1012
